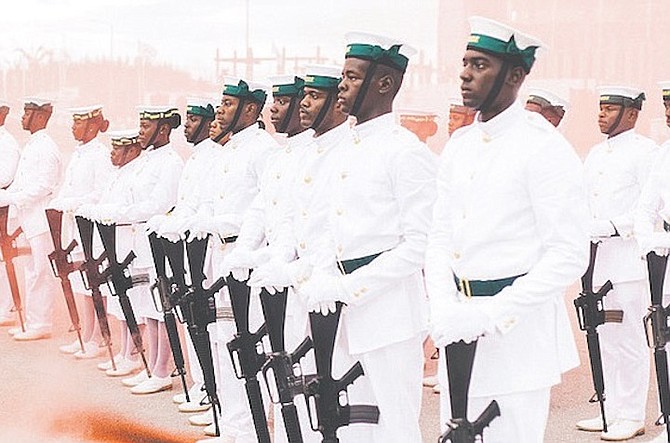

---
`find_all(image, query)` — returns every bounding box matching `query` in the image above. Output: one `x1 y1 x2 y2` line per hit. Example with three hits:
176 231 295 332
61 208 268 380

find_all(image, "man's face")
21 108 34 130
448 110 474 135
270 95 293 132
184 113 204 143
459 49 504 110
217 95 241 131
71 118 88 142
338 58 370 116
110 145 125 166
598 103 624 135
300 87 331 129
664 100 670 128
138 119 159 148
525 102 543 114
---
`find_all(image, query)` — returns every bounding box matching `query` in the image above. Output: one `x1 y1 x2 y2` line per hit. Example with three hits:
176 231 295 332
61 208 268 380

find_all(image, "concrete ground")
0 286 666 442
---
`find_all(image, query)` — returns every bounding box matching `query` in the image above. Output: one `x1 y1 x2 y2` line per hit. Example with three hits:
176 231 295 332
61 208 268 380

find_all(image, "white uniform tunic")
109 145 183 320
313 113 437 443
52 138 114 294
95 161 144 321
197 124 275 443
425 104 588 442
584 128 657 423
0 125 20 319
5 129 62 329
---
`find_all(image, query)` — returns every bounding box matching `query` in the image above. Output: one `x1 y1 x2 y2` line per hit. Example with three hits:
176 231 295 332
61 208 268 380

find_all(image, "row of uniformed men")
2 16 670 443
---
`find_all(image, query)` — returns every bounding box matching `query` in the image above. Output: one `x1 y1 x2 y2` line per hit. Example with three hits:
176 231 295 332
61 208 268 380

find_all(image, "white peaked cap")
108 129 140 140
658 81 670 95
345 31 417 59
23 97 54 107
526 88 569 109
68 104 103 117
267 74 300 86
468 16 545 51
597 85 645 100
304 64 342 79
186 97 214 108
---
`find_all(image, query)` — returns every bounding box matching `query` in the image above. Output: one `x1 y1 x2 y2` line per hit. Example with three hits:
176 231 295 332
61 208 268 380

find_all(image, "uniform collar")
76 137 100 150
145 141 172 156
606 128 636 145
353 112 394 139
315 121 351 150
192 137 213 151
230 123 261 145
287 128 315 148
476 102 524 139
29 128 46 140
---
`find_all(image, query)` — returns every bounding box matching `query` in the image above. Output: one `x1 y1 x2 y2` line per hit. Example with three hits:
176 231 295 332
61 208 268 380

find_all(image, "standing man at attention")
425 17 588 442
577 86 657 441
0 98 62 341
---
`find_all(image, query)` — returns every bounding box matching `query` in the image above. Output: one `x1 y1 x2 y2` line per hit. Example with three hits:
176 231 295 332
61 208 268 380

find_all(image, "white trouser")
0 265 13 318
273 309 320 443
469 387 551 443
23 232 58 330
214 318 269 443
184 321 204 390
335 332 424 443
600 279 650 422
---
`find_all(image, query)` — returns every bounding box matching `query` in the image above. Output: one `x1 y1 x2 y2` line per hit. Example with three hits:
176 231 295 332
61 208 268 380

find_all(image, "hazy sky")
0 0 438 80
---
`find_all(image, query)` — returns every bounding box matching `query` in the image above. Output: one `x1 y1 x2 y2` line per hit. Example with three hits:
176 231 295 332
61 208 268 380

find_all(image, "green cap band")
272 77 305 97
222 80 267 104
467 34 538 72
599 93 645 110
304 74 340 90
345 43 409 72
111 135 139 146
186 104 215 118
139 108 179 120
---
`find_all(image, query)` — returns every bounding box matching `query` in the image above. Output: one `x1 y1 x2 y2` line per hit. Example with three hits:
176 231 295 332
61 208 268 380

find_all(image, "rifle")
75 215 116 370
97 223 151 376
184 236 225 437
148 232 189 402
644 239 670 441
45 209 85 351
259 287 313 443
438 341 500 443
226 273 271 443
0 205 27 331
302 303 380 443
573 241 623 433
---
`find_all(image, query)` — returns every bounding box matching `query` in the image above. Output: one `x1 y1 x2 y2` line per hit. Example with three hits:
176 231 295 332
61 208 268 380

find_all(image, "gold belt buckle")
460 278 473 298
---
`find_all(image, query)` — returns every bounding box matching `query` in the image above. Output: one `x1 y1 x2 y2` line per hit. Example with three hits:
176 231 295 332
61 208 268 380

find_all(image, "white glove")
429 301 495 347
159 215 192 241
590 219 616 239
59 197 82 214
638 232 670 257
146 214 166 234
186 216 217 242
248 259 297 294
75 203 94 219
48 197 64 211
315 301 338 316
0 189 15 207
94 204 120 225
222 248 253 278
300 270 347 311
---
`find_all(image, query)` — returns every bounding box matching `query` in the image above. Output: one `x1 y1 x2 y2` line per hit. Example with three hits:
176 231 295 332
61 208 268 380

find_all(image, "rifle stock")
258 287 312 443
148 233 189 401
45 209 84 350
302 303 379 442
75 216 115 370
97 223 151 376
573 242 620 433
0 205 25 331
184 236 222 437
226 274 271 443
645 250 670 440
